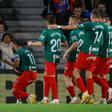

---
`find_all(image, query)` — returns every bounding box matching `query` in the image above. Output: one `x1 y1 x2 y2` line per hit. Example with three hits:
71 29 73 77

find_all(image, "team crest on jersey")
40 35 45 40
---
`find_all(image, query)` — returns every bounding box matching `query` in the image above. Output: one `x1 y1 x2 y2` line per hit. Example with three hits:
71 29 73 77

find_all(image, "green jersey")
107 25 112 58
98 24 112 58
68 29 85 61
15 48 37 72
78 22 104 55
39 28 67 63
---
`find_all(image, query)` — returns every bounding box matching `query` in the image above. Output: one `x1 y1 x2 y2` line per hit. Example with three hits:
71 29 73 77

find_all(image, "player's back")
16 48 37 72
106 25 112 58
39 28 67 63
78 22 105 55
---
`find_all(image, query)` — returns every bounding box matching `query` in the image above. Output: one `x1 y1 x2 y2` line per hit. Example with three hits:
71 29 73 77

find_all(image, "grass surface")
0 104 112 112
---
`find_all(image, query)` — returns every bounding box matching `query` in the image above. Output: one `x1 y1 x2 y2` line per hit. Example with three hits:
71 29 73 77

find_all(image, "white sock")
43 97 48 101
108 88 112 98
71 97 77 101
101 98 106 102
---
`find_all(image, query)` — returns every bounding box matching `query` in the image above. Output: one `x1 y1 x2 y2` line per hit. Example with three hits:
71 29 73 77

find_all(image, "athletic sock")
66 86 75 97
44 76 50 97
87 78 93 95
76 77 86 93
48 77 58 99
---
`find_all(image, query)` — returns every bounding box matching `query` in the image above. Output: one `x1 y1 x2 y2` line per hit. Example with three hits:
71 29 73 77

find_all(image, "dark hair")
70 15 80 22
96 1 106 8
1 32 13 41
0 22 8 31
74 5 82 9
92 9 101 18
46 15 56 24
13 38 27 46
100 12 108 18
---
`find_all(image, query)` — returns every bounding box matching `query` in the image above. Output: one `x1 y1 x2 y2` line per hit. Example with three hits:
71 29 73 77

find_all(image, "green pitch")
0 104 112 112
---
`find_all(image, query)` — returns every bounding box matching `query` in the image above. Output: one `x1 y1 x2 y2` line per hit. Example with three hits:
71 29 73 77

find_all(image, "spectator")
96 1 107 13
0 21 7 41
41 0 54 18
0 15 8 31
81 10 91 22
0 33 14 70
73 5 82 20
40 0 85 18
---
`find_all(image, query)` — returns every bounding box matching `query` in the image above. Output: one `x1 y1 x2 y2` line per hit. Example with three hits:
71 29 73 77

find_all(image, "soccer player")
28 15 67 104
3 39 38 104
63 16 85 104
64 9 105 104
93 16 112 104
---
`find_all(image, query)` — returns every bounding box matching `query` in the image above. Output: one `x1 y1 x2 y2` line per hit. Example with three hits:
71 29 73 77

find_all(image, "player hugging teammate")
53 9 112 104
2 9 112 104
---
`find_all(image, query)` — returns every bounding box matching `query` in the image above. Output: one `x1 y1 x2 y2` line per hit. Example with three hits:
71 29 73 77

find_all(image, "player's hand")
86 56 96 61
63 50 69 61
27 41 33 46
48 25 58 29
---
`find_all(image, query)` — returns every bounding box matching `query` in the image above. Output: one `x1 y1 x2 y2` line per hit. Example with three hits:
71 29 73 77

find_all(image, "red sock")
102 79 109 99
67 86 75 97
48 77 58 99
93 76 109 98
76 77 86 93
102 88 108 98
87 78 93 95
44 76 50 97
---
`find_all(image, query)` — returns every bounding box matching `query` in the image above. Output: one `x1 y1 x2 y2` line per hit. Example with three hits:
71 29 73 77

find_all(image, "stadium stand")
0 0 66 72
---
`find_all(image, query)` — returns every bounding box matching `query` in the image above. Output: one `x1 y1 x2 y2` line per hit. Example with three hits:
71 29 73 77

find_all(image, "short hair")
91 9 101 18
100 12 108 18
13 38 27 46
70 15 80 22
1 32 13 41
46 15 56 24
96 1 106 8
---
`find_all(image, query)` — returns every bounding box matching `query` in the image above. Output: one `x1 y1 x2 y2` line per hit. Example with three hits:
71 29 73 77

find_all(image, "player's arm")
48 24 77 30
63 42 78 60
27 41 43 47
2 55 20 68
58 24 77 30
28 30 47 47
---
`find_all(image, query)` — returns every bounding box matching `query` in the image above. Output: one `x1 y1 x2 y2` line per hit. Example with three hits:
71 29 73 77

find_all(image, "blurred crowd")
0 16 14 70
0 0 112 70
41 0 112 22
41 0 112 42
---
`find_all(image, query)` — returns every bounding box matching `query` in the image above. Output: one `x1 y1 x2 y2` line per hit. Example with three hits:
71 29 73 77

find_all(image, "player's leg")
41 75 50 103
93 75 109 104
64 61 78 103
74 52 90 103
44 61 59 104
100 58 112 103
94 58 112 103
12 71 37 103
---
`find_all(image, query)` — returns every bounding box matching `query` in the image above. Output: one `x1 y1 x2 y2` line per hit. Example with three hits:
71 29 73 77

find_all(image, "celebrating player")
93 16 112 104
3 38 38 104
63 15 85 104
28 15 67 104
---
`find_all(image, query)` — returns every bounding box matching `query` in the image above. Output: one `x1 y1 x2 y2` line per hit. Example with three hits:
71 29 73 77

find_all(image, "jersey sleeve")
78 22 92 30
38 30 47 43
69 30 78 44
58 30 66 42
